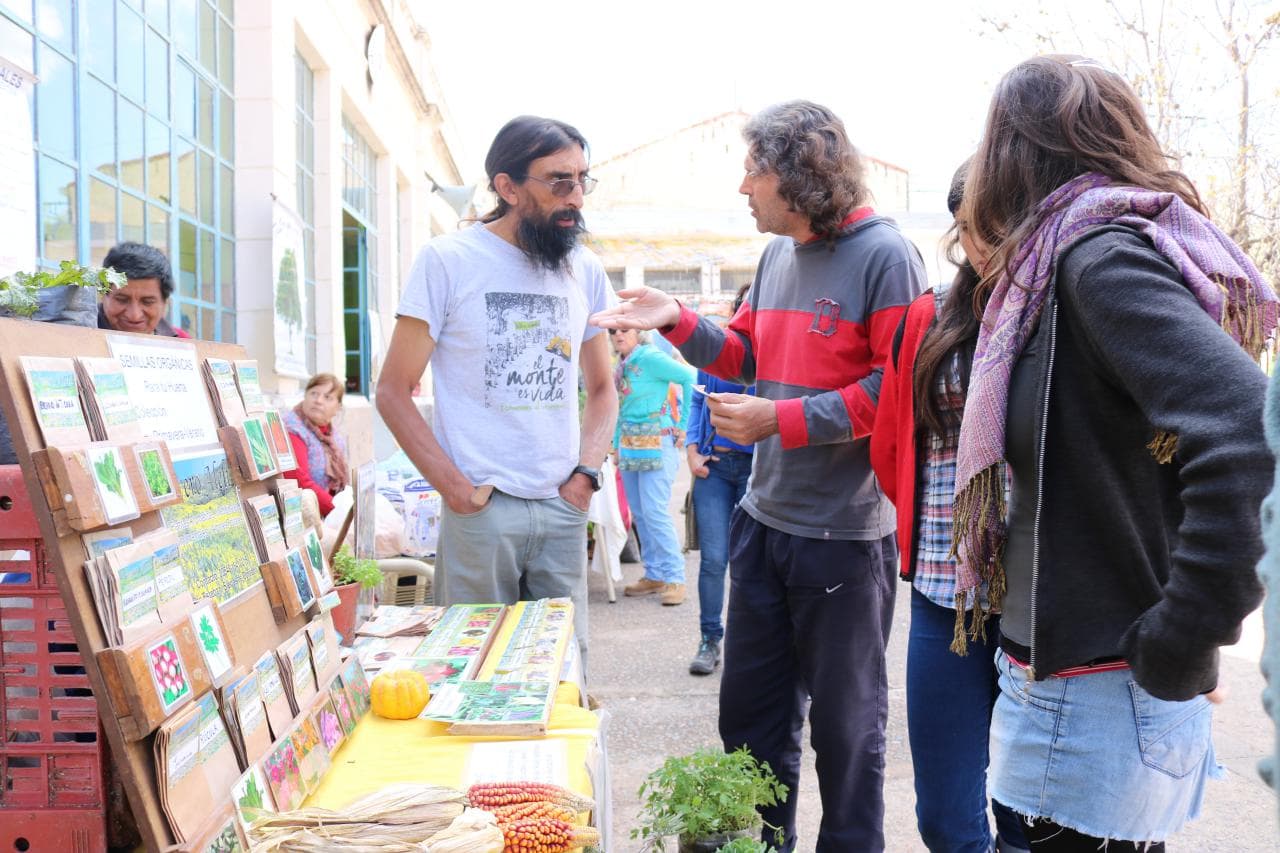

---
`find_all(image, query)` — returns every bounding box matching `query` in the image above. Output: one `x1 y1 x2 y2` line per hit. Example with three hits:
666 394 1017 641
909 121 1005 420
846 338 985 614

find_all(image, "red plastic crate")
0 466 107 851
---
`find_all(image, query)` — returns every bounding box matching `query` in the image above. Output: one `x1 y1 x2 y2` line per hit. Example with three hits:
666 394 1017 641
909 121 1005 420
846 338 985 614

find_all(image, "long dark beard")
517 208 586 273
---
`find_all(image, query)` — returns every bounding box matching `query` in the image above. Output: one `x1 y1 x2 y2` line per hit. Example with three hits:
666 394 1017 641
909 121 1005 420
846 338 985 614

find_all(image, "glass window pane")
145 115 169 202
217 17 231 88
219 163 231 232
120 192 143 244
172 0 195 56
35 44 73 160
198 0 214 73
217 0 231 21
177 218 196 296
196 76 213 148
197 149 212 224
178 302 194 336
145 26 168 118
219 89 232 160
200 305 215 340
144 0 165 30
118 97 143 192
39 155 76 262
2 0 33 26
35 0 71 52
88 177 115 265
116 5 144 104
83 0 114 82
174 60 194 137
147 202 168 256
199 227 213 302
83 75 115 176
220 237 232 303
0 16 32 73
220 309 234 341
176 136 194 214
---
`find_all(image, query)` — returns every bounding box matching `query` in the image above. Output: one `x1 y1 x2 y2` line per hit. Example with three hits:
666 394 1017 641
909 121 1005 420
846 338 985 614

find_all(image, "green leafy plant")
198 614 221 655
244 419 274 474
330 546 381 589
140 450 172 498
717 839 773 853
632 747 787 851
0 261 126 317
93 450 125 498
238 772 265 812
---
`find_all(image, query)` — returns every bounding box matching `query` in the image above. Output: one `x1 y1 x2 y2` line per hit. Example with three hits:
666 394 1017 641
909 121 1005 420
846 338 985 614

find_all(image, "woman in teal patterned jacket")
610 327 696 606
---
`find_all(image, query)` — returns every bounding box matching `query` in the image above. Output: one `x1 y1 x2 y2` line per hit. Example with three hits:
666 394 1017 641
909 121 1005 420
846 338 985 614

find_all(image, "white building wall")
233 0 464 404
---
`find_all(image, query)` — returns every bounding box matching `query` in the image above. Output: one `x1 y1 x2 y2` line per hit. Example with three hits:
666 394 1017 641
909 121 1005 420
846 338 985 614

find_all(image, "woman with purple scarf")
954 56 1276 850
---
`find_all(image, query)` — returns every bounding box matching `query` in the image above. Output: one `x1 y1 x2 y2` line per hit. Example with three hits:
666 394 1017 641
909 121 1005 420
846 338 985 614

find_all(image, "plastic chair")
375 556 434 606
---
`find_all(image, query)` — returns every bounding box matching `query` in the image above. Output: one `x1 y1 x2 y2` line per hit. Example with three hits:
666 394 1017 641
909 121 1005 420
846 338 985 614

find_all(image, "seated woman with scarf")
281 373 349 517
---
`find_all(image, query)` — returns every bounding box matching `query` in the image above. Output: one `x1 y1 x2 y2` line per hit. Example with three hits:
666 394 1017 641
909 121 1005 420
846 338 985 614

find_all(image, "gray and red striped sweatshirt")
665 211 925 540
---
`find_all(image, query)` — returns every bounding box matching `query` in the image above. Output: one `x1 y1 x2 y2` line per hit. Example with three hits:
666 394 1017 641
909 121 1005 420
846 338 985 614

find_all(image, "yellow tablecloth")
305 683 599 810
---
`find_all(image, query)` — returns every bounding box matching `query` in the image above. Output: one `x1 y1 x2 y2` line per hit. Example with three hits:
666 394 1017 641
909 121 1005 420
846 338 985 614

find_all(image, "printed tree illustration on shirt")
275 248 302 351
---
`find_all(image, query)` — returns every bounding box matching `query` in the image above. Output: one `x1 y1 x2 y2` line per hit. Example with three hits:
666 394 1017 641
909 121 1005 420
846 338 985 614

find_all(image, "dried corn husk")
247 784 466 851
424 808 504 853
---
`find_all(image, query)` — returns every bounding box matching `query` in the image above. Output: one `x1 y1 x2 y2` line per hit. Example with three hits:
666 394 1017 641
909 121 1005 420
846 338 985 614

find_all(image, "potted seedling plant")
632 746 787 853
329 545 381 641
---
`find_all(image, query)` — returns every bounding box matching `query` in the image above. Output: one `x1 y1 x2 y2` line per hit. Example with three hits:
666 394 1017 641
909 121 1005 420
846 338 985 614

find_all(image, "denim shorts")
989 649 1220 843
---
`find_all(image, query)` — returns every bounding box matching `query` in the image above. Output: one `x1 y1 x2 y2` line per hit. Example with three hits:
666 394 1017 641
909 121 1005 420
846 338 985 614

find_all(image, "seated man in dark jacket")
97 242 189 338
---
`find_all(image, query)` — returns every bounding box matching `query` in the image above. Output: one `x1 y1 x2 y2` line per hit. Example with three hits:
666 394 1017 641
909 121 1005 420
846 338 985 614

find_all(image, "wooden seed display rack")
0 318 308 852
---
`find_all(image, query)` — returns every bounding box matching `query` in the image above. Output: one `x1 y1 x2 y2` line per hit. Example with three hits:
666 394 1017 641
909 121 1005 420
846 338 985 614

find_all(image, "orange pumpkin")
370 669 431 720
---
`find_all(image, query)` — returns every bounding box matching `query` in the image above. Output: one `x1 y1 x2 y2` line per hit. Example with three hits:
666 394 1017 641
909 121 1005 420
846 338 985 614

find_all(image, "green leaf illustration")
199 614 221 655
238 772 264 811
93 451 125 498
140 450 171 498
244 420 273 473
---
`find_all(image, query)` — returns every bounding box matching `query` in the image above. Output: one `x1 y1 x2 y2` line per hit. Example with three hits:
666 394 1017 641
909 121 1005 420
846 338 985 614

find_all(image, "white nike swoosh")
825 583 844 594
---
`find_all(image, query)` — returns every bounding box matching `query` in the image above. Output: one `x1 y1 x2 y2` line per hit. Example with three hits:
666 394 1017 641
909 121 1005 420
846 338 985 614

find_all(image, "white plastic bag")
322 487 407 558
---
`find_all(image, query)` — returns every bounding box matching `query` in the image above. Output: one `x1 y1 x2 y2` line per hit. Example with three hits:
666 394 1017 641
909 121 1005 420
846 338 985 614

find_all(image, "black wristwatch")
571 465 602 491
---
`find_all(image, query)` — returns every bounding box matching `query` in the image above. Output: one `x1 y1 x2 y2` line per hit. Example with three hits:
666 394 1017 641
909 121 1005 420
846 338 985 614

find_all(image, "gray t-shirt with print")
396 224 612 500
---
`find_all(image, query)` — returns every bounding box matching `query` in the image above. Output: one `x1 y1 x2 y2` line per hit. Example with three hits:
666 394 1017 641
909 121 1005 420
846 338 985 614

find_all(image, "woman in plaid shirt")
872 164 1027 853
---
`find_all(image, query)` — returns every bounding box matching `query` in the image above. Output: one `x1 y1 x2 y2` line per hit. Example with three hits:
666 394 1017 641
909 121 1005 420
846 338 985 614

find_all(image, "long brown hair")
743 101 869 242
912 161 981 437
961 55 1206 301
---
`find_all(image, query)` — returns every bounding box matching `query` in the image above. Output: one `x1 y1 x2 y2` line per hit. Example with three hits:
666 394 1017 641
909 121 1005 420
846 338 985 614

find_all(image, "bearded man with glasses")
377 116 617 666
592 101 925 852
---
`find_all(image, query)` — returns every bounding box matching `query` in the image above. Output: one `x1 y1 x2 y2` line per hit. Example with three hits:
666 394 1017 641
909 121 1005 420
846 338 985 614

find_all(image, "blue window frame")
4 0 235 341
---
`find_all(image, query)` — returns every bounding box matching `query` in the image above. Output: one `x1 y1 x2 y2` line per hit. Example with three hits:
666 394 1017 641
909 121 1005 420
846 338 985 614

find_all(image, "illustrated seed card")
86 444 141 525
189 602 233 683
147 634 193 712
263 409 297 471
242 416 278 479
231 763 276 832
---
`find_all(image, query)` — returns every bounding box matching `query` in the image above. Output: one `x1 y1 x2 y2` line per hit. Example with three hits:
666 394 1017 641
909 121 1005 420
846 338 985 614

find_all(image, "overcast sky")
422 0 1278 205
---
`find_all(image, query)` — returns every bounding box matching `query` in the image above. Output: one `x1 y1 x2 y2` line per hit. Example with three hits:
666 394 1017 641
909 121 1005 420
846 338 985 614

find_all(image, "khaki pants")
436 489 589 665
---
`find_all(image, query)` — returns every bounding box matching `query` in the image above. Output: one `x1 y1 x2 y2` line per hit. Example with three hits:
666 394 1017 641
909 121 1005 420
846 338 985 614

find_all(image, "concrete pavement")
585 468 1279 851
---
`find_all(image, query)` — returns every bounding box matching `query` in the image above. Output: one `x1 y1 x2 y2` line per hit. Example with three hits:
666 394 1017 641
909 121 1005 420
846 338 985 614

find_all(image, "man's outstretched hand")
589 286 681 331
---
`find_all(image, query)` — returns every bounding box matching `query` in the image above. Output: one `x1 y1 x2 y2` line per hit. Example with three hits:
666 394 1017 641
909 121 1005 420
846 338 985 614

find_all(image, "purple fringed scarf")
949 172 1279 653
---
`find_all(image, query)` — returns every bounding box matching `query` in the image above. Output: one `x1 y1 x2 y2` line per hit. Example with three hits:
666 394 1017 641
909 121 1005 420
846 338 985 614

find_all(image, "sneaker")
689 639 720 675
624 577 665 597
660 583 687 606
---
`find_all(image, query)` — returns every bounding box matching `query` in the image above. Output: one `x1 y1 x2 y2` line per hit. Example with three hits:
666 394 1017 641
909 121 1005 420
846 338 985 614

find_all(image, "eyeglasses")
524 175 599 197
